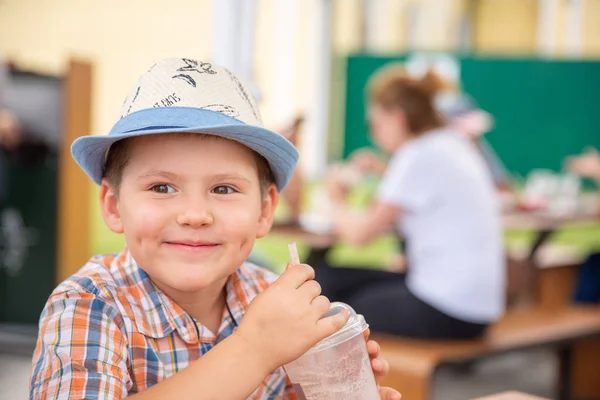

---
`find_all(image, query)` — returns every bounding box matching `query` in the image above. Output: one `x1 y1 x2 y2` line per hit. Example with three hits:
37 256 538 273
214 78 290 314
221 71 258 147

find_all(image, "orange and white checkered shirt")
30 249 297 399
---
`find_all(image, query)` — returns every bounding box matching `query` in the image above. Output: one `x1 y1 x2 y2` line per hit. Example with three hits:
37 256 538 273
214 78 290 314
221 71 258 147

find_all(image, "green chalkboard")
461 58 600 176
342 54 600 178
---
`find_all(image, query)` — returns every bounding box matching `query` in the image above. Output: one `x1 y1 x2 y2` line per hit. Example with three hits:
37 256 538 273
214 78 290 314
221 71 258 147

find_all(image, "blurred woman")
316 65 505 339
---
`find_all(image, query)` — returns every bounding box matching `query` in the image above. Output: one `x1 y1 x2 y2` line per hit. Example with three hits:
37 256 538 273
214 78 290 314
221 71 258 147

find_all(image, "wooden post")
57 59 92 282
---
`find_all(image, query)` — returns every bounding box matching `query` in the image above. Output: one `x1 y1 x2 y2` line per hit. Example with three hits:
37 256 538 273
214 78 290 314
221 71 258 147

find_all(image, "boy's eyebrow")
211 173 253 184
137 170 180 181
137 170 253 184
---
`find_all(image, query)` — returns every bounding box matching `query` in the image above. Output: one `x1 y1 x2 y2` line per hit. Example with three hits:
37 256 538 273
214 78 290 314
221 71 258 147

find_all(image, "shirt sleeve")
30 289 129 400
376 146 437 212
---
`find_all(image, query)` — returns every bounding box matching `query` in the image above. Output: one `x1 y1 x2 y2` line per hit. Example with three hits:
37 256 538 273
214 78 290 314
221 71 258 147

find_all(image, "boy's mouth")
164 240 221 253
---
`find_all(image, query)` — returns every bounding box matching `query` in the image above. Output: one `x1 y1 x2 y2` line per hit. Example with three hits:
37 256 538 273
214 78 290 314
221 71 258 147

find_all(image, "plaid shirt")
30 249 297 399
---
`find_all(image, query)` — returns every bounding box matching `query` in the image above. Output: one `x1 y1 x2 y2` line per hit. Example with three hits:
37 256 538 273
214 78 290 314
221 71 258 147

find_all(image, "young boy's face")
99 134 278 295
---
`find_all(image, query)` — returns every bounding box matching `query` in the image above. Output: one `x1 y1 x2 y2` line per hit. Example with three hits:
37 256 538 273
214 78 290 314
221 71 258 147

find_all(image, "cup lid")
306 302 369 354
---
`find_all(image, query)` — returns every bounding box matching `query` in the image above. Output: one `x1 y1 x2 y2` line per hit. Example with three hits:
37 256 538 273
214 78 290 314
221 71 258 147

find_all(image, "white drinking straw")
288 242 300 265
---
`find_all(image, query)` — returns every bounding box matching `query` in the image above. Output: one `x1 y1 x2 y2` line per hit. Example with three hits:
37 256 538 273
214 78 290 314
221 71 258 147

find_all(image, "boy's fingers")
310 295 331 316
316 309 350 339
276 264 315 289
297 280 322 300
373 358 390 386
367 340 380 357
363 327 371 340
379 387 402 400
372 357 389 380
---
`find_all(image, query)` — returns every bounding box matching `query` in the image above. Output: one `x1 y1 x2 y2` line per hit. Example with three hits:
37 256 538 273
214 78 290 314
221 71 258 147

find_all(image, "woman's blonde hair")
367 64 449 135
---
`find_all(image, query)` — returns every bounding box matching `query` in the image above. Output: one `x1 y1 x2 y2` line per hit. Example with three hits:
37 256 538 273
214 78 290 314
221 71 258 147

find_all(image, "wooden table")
272 206 599 270
473 391 550 400
272 206 599 250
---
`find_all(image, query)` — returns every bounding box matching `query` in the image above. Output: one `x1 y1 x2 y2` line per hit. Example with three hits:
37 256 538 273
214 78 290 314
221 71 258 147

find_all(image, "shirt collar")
111 249 253 344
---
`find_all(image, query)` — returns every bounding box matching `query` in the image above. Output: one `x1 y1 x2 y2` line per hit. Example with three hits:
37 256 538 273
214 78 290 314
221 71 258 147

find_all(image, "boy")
30 58 400 399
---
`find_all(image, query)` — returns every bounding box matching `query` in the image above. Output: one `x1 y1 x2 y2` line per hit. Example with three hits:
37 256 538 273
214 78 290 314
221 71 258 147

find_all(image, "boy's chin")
142 257 241 294
154 264 233 292
164 274 226 293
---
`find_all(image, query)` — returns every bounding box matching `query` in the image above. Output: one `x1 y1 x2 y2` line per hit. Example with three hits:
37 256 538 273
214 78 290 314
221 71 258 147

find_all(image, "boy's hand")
363 329 402 400
235 263 349 373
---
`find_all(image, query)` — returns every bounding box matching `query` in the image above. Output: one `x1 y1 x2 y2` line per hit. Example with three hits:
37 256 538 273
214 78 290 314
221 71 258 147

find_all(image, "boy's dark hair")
104 135 275 196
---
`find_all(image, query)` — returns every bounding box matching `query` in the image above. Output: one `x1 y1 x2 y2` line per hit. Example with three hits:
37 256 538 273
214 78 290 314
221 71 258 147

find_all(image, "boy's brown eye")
151 184 175 194
212 186 235 195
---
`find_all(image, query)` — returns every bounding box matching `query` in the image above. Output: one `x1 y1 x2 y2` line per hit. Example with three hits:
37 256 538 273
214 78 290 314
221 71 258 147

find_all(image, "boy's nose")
176 201 214 228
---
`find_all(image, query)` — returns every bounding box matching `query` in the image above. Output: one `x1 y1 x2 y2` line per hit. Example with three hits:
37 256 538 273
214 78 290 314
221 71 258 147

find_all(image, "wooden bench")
473 391 550 400
374 306 600 400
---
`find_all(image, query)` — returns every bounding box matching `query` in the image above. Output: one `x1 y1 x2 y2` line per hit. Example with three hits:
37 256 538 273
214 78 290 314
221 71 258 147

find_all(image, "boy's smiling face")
99 134 278 295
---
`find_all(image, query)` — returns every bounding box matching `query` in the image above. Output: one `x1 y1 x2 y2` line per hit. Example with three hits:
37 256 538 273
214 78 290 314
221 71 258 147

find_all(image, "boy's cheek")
122 201 167 229
218 203 262 228
218 211 262 251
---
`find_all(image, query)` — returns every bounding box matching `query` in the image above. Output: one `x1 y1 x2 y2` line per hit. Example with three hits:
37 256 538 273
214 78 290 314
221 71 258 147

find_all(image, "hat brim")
71 107 299 191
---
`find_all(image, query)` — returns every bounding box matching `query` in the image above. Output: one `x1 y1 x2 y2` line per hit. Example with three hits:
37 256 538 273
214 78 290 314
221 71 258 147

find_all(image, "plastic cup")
284 302 380 400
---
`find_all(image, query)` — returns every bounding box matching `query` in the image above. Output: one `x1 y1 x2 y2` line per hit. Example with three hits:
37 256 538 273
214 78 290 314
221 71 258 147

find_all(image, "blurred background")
1 1 600 399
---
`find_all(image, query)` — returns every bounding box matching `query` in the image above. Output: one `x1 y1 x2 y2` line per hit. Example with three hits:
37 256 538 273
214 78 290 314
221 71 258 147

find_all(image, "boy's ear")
256 184 279 239
99 179 124 234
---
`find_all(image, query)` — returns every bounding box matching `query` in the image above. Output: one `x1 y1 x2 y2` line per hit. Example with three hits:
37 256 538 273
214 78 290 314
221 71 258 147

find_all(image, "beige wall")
0 0 214 135
330 0 469 54
583 0 600 56
474 0 538 54
473 0 600 56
